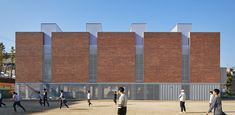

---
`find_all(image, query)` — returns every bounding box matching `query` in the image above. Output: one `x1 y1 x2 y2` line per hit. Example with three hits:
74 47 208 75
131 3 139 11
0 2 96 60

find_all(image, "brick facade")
190 32 220 83
52 32 89 82
16 31 220 83
16 32 44 82
97 32 135 82
144 32 182 82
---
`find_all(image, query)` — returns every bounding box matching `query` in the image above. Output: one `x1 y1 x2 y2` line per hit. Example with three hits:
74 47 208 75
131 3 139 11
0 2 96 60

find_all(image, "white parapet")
130 23 146 46
86 23 102 46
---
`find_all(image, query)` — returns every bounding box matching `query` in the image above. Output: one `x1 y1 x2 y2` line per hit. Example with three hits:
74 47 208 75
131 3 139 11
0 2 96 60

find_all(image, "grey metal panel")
190 84 220 100
182 55 190 82
15 83 221 100
160 84 181 100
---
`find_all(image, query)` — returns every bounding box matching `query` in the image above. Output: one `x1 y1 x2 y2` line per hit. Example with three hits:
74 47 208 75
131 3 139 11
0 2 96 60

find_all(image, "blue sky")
0 0 234 67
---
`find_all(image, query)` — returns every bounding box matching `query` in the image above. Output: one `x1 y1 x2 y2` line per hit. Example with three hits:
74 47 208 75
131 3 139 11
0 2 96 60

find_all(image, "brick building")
15 23 221 100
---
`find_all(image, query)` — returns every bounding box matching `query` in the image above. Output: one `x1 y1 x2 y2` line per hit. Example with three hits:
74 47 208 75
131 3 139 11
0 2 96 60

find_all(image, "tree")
225 68 234 96
0 42 5 72
10 46 15 78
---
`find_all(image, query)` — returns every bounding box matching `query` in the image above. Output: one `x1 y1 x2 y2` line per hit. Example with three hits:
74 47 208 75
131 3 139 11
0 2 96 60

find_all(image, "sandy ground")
0 100 234 115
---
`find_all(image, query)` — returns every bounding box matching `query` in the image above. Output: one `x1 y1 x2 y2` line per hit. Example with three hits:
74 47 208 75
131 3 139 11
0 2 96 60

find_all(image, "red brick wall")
190 32 220 83
16 32 44 82
97 32 135 82
144 32 182 82
52 32 89 82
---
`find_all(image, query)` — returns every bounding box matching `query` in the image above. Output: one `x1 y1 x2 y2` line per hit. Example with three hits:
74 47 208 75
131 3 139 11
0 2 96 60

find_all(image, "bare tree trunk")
10 64 13 78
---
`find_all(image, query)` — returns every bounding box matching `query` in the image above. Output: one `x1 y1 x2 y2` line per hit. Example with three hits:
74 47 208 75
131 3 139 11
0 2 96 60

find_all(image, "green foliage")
10 46 15 77
0 43 15 77
225 68 234 96
0 42 5 72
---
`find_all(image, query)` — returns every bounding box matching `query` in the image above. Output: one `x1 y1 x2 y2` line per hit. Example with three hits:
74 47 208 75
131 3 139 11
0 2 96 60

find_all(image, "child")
43 88 50 107
209 91 214 109
12 92 26 112
59 90 69 109
38 91 43 106
178 89 186 113
87 90 92 106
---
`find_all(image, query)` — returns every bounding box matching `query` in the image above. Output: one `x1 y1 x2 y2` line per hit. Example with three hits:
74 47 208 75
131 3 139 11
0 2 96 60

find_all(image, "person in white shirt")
87 90 92 106
0 91 6 107
117 87 127 115
209 91 214 107
12 92 26 112
59 90 69 109
178 89 186 113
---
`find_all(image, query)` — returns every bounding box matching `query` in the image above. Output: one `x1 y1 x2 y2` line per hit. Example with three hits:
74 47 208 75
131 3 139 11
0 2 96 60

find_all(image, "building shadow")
0 100 79 115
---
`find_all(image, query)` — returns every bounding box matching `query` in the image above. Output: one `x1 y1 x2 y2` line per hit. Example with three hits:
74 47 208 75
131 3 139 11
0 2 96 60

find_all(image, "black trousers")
13 101 26 112
60 100 69 109
180 101 186 112
39 98 43 106
0 98 6 107
113 98 117 104
88 99 92 106
118 107 127 115
43 97 49 107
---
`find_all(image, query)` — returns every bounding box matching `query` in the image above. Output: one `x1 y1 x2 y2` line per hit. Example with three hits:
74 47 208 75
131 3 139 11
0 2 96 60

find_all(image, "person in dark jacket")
43 88 50 107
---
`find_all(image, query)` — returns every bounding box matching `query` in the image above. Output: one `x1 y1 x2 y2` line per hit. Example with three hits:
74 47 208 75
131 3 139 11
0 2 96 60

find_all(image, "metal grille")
43 45 51 82
15 83 221 100
89 46 97 82
136 46 143 82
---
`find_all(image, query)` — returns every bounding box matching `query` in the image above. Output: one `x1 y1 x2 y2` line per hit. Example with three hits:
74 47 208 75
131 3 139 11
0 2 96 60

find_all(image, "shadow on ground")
0 100 79 115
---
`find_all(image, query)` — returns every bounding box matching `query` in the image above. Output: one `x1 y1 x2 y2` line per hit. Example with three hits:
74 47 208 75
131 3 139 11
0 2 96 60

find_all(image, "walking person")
117 87 127 115
178 89 186 113
38 91 43 106
113 91 117 105
43 88 50 107
12 92 26 112
206 89 225 115
0 91 6 107
59 90 69 109
87 90 92 106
